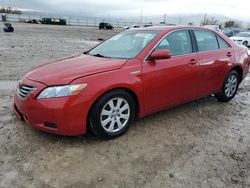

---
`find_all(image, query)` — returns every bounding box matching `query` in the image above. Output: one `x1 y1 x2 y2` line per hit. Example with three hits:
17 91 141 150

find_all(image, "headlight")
247 50 250 56
17 79 22 88
37 83 87 99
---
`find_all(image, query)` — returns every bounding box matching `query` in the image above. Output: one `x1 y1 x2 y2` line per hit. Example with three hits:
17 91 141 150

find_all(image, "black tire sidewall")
220 70 239 101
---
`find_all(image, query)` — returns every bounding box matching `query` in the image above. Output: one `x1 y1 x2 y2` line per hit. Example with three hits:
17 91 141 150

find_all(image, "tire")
215 70 239 102
88 89 136 139
3 27 14 32
8 27 14 32
243 41 248 47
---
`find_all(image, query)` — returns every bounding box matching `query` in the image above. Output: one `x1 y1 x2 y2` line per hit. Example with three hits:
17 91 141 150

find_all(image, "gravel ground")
0 23 250 188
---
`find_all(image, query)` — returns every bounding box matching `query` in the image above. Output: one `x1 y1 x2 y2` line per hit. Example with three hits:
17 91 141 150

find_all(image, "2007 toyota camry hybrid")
14 26 250 138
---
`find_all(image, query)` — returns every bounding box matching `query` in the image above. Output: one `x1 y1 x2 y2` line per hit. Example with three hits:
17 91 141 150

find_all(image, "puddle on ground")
63 38 99 45
0 81 17 91
0 47 10 51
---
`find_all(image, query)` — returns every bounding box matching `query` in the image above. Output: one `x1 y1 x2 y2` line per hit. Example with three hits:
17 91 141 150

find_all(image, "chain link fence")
0 13 143 28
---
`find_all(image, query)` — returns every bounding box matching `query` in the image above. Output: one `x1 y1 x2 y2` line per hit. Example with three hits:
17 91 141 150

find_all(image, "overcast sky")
1 0 250 21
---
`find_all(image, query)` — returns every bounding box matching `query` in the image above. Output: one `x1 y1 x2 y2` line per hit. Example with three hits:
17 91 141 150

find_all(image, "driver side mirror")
150 49 172 60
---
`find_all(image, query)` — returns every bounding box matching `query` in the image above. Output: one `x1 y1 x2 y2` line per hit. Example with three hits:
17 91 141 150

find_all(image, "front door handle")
189 59 198 65
226 52 232 57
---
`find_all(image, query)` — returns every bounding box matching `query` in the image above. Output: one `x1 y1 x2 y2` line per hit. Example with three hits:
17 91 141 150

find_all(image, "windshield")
88 31 159 59
236 32 250 37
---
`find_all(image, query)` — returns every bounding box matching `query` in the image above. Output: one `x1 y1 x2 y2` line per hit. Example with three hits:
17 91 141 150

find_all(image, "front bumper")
13 78 88 136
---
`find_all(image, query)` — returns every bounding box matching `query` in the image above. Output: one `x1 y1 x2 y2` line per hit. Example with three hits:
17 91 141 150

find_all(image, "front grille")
18 84 37 98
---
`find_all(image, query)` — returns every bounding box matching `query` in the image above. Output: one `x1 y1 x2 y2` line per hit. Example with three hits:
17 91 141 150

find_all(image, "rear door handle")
189 59 198 65
226 52 232 57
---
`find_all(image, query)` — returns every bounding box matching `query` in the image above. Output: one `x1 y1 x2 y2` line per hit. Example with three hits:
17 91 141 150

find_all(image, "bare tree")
246 24 250 31
201 16 219 26
224 20 242 28
0 6 22 14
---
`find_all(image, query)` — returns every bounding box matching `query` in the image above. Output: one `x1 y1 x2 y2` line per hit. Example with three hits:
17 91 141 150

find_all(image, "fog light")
44 122 57 129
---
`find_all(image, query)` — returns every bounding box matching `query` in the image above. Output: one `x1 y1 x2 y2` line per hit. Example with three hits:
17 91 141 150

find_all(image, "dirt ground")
0 23 250 188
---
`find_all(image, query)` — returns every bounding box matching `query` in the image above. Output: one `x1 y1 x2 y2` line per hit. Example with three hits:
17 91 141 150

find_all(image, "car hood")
25 54 128 85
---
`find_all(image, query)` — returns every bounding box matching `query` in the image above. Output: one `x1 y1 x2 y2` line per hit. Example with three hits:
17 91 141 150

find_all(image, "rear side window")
194 30 219 51
217 36 230 49
155 30 192 56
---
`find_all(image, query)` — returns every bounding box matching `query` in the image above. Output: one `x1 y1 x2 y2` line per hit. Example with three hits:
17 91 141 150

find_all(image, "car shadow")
23 95 219 144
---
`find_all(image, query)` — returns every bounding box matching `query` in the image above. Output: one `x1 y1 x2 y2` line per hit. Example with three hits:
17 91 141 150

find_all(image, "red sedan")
14 26 250 138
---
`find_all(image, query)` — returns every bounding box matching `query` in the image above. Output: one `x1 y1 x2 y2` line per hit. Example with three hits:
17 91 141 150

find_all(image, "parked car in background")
123 25 141 30
143 24 153 27
203 25 222 33
14 26 250 138
41 18 66 25
99 22 114 30
230 32 250 47
222 28 241 37
132 25 140 28
123 26 130 30
25 19 40 24
159 23 177 26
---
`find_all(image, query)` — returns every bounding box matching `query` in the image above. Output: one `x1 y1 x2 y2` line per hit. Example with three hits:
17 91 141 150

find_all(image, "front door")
142 29 200 114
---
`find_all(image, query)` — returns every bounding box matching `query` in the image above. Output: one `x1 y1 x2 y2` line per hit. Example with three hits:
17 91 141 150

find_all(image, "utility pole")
203 13 207 26
140 10 142 24
163 14 166 23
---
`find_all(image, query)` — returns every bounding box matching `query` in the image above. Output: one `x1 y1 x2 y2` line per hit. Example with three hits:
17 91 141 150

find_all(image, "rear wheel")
215 70 239 102
243 41 248 47
88 89 135 139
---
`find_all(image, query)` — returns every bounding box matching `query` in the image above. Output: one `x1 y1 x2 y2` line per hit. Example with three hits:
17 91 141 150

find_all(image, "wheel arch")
86 87 141 132
230 65 243 83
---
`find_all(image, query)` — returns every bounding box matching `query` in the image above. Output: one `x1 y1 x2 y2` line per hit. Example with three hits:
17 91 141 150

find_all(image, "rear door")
192 29 235 97
142 29 200 114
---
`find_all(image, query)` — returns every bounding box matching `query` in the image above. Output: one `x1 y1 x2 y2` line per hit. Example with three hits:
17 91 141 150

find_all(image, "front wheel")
88 89 135 139
215 70 239 102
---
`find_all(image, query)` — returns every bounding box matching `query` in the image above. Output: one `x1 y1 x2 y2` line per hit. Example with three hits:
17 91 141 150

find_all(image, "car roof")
130 25 215 32
127 25 238 48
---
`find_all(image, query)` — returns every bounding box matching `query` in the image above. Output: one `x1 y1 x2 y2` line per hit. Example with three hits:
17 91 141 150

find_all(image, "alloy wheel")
224 74 238 98
100 97 130 133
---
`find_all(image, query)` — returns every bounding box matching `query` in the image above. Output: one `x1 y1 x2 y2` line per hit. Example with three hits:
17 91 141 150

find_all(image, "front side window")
194 30 219 51
155 30 192 56
88 31 159 59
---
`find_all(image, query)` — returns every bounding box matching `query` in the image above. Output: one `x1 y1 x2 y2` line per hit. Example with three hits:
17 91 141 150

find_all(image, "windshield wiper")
91 53 110 58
